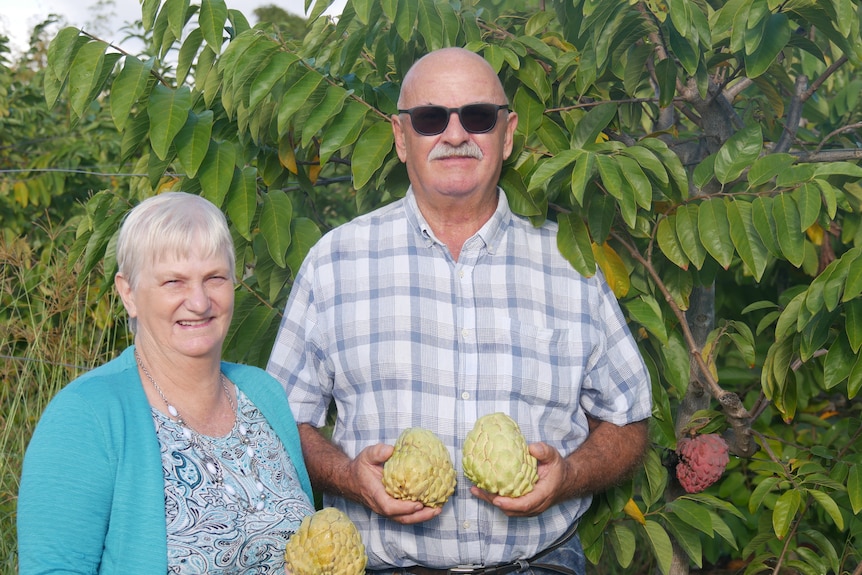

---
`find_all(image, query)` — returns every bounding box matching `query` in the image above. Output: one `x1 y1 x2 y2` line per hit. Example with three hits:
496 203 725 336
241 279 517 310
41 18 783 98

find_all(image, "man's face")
392 52 518 206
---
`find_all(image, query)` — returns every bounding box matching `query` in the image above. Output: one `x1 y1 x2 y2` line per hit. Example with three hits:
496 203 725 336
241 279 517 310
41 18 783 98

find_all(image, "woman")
18 192 315 574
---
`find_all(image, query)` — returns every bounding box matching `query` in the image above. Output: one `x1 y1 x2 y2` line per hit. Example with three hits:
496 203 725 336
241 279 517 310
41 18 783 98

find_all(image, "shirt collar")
404 186 512 255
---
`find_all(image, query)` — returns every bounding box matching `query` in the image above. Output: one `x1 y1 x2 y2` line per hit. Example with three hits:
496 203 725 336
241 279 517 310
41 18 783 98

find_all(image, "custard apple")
382 427 457 507
284 507 367 575
676 433 730 494
462 412 538 497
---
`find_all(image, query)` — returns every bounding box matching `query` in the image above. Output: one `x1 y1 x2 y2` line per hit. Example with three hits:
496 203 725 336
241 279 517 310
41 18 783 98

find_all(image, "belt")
402 522 580 575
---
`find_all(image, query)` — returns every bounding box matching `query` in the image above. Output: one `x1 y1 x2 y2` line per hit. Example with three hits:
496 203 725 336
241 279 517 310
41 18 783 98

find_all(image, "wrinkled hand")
349 443 443 525
470 442 569 517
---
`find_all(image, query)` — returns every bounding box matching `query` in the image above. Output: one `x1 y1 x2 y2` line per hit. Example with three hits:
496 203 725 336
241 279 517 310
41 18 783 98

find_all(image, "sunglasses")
398 104 510 136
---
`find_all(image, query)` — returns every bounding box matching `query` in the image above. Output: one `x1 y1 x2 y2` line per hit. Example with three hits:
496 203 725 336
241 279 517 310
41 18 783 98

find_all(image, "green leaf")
177 28 204 84
285 218 322 279
638 137 688 201
792 183 821 232
608 523 636 568
697 197 733 269
846 299 862 354
773 489 803 540
351 122 394 190
675 204 706 269
68 40 107 119
199 0 228 51
657 216 689 270
808 490 844 530
667 498 713 536
751 196 781 258
226 166 257 241
823 333 854 389
665 519 703 568
654 58 677 108
198 140 237 208
47 27 85 84
141 0 160 30
111 56 154 132
277 69 325 137
418 0 445 51
597 155 637 228
393 0 418 41
624 296 668 344
512 87 545 135
572 102 618 149
643 520 673 575
249 51 298 109
514 56 552 103
714 124 762 185
745 13 791 78
616 155 652 210
557 213 596 278
749 476 780 513
727 199 769 281
501 169 544 219
747 153 796 187
319 100 369 166
570 151 596 206
174 110 214 179
260 190 293 268
301 84 349 148
165 0 190 40
667 0 691 37
772 192 805 266
848 464 862 515
149 85 192 161
529 150 581 192
621 145 669 189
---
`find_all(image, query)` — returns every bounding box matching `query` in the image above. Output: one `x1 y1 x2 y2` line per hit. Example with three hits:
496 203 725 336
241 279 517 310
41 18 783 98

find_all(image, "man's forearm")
561 418 649 500
297 422 353 498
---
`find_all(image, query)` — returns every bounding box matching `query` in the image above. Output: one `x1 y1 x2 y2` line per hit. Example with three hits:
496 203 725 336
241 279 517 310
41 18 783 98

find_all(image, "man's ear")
502 111 518 161
392 113 409 163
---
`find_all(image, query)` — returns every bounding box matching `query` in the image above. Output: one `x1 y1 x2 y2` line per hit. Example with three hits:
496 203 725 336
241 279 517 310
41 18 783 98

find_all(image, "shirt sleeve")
17 390 115 575
266 252 333 429
579 270 653 425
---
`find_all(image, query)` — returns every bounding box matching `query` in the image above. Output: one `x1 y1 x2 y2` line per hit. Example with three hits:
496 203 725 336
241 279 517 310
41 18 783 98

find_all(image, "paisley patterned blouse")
153 388 315 574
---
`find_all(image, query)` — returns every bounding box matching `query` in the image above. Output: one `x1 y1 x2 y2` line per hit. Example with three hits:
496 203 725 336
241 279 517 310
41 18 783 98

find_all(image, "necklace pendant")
167 404 179 418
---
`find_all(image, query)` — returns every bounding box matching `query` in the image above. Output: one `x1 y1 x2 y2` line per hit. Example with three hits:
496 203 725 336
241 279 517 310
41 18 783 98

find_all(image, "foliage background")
2 0 862 573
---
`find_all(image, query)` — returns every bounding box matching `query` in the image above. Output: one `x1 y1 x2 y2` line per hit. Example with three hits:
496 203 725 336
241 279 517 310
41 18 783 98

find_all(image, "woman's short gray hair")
116 192 236 290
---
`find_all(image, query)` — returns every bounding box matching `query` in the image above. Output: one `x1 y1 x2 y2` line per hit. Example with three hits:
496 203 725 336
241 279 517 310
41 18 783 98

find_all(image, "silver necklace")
135 348 268 513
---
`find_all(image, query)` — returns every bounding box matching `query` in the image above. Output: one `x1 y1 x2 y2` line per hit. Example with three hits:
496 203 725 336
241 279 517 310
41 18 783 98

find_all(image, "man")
267 47 651 573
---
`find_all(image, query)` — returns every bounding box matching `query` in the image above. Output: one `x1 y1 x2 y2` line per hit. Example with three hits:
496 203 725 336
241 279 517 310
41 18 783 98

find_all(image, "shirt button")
462 521 471 529
461 391 470 400
459 270 465 278
461 329 469 338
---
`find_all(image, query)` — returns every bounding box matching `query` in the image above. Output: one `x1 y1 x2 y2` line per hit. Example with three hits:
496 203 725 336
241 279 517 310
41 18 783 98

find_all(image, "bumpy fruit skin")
284 507 367 575
676 434 730 494
383 427 457 507
462 412 538 497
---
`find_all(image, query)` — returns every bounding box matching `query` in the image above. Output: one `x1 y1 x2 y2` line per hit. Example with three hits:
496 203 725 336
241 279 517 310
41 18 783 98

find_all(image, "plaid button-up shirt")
267 188 651 569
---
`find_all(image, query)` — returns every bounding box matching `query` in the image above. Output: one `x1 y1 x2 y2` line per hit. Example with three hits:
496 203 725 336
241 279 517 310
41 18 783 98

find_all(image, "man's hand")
298 424 442 525
470 419 649 517
349 443 443 524
470 442 566 517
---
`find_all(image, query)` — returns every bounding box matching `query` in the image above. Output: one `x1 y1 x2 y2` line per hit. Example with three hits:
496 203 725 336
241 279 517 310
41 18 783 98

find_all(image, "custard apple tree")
44 0 862 572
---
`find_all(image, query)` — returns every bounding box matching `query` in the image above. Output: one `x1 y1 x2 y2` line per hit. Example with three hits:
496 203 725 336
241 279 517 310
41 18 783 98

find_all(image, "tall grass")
0 223 128 574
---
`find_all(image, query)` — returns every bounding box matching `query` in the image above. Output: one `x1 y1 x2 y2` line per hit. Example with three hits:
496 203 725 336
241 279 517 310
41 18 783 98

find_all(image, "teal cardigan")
17 346 313 574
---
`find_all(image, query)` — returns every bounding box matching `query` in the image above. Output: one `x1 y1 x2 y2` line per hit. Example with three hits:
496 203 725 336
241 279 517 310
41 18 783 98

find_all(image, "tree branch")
803 55 848 102
774 75 808 153
610 230 758 457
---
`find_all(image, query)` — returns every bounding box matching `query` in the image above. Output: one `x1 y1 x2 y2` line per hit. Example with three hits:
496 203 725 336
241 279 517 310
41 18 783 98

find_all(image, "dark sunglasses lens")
460 104 498 133
411 106 449 135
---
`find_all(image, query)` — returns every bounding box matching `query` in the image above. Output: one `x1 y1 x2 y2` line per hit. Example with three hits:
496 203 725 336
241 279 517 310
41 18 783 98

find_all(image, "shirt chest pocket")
476 316 599 407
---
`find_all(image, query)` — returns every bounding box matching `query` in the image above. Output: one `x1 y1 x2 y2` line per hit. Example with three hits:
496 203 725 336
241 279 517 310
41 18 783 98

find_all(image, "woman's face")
116 248 234 362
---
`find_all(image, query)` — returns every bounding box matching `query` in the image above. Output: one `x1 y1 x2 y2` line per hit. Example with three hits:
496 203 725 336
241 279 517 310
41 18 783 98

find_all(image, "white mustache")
428 142 484 161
